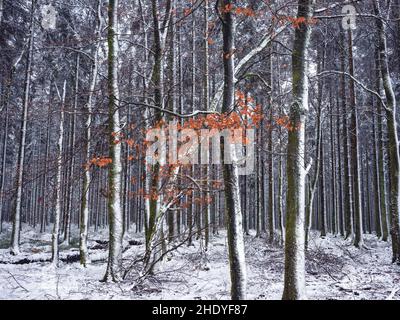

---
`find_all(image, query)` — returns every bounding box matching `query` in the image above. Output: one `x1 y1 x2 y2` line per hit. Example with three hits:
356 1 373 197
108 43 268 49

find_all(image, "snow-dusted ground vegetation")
0 223 398 300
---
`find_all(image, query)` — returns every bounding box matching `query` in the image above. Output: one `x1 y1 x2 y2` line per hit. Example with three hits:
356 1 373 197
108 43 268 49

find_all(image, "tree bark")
220 0 247 300
52 81 67 266
347 29 363 248
10 0 35 255
103 0 124 282
374 0 400 263
282 0 314 300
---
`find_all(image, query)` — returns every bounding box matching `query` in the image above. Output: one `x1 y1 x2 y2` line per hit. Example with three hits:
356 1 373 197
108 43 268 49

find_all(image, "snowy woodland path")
0 224 398 300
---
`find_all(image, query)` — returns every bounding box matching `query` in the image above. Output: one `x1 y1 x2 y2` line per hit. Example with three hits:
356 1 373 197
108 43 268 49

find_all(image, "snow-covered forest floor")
0 223 399 300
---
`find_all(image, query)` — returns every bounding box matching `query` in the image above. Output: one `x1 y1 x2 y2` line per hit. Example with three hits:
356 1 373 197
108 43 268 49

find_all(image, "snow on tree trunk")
10 1 35 255
52 80 67 266
63 54 80 246
202 0 210 249
339 33 353 240
305 105 321 247
282 0 314 301
80 1 102 267
347 29 363 248
374 47 389 242
210 24 288 112
103 0 124 282
0 51 24 232
220 0 247 300
144 0 173 270
373 0 400 263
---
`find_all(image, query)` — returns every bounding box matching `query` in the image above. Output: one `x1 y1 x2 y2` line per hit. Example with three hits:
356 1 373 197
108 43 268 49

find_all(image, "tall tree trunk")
10 0 35 255
220 0 247 300
375 47 389 241
330 96 337 235
374 0 400 263
63 54 80 245
0 95 8 233
203 0 210 249
0 63 19 233
103 0 124 282
267 50 275 244
282 0 314 300
317 41 327 237
339 32 353 240
80 0 102 267
52 81 67 266
144 0 171 273
336 98 344 236
372 102 382 239
319 140 327 236
347 29 363 248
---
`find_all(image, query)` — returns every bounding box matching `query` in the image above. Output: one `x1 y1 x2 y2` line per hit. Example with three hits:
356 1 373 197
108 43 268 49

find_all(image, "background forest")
0 0 400 300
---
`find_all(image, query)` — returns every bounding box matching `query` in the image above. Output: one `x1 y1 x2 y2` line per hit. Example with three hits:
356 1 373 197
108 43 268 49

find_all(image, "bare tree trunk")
220 0 247 300
40 92 52 233
202 0 210 249
52 81 67 266
0 62 20 232
330 97 337 235
339 32 353 240
0 94 8 233
372 102 382 239
282 0 314 301
103 0 124 282
375 47 389 241
80 0 102 267
374 0 400 263
305 106 321 246
336 99 344 236
347 29 363 248
144 0 172 272
278 152 285 244
10 0 35 255
317 42 327 237
267 50 275 244
63 54 80 245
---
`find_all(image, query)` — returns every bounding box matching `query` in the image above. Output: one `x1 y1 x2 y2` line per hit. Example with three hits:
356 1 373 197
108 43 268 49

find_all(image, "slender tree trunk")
320 140 327 236
372 104 382 238
374 44 389 241
52 81 66 266
278 151 285 244
267 50 275 244
103 0 124 282
40 92 52 233
10 0 35 255
220 0 247 300
347 29 363 248
330 98 337 235
80 0 102 267
144 0 172 272
336 98 344 236
339 32 353 240
203 0 210 249
63 54 80 245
